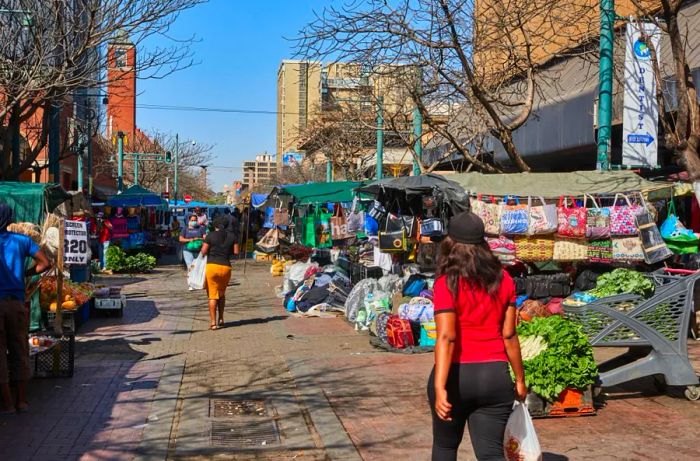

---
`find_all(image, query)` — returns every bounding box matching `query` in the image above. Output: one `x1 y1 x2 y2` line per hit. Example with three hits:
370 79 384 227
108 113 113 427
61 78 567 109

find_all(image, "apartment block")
242 153 276 188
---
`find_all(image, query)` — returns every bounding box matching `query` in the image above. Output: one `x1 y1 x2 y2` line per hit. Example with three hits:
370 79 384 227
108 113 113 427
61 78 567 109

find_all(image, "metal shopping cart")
564 268 700 400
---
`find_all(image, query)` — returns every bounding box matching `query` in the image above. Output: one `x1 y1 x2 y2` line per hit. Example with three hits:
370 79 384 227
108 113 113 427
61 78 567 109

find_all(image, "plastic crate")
31 335 75 378
45 311 76 334
525 386 596 418
94 296 125 310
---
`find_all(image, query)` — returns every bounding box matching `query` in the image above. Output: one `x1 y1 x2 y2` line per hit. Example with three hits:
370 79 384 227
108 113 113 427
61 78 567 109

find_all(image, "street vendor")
0 204 51 414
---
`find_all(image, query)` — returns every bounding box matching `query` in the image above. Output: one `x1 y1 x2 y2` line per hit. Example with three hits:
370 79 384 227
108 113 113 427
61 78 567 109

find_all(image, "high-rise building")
276 60 416 171
242 153 276 188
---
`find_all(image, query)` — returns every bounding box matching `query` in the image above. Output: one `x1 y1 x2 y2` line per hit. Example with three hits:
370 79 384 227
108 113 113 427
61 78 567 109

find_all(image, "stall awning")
108 185 167 208
447 171 673 199
276 181 366 205
0 181 71 224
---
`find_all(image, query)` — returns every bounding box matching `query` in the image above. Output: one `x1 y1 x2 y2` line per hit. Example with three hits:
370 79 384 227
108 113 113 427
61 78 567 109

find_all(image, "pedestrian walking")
194 206 208 228
0 204 51 414
200 215 238 330
96 212 112 270
428 211 527 461
179 214 205 278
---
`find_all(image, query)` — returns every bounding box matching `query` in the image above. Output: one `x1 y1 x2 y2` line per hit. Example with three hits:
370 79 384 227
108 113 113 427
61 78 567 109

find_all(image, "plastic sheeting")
0 181 70 224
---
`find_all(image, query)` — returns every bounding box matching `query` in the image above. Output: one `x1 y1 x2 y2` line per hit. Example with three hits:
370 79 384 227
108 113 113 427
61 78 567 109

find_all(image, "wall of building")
106 43 136 139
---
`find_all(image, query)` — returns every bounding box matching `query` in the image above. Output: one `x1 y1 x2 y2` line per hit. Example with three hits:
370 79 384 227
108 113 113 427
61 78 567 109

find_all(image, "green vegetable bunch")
106 246 157 273
588 268 654 299
517 315 598 401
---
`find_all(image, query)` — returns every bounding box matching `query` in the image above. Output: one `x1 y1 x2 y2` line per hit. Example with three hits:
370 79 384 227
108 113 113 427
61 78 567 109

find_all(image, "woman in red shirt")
429 212 527 461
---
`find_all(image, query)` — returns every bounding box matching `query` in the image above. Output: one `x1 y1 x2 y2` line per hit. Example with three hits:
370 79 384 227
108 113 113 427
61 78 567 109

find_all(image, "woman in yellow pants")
200 216 238 330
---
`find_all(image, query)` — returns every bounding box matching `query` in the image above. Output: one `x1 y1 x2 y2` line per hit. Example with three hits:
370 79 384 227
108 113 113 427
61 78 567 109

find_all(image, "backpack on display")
386 315 414 349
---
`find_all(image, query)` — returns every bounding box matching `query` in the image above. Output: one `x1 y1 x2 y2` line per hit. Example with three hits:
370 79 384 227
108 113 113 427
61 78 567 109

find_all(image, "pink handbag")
557 196 587 239
609 194 642 236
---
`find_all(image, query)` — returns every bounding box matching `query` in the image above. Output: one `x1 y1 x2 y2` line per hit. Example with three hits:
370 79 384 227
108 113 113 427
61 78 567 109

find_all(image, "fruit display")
39 277 94 310
270 259 294 277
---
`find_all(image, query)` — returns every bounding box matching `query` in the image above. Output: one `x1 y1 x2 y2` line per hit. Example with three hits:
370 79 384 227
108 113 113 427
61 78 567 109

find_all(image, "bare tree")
93 130 214 199
296 0 598 173
0 0 205 180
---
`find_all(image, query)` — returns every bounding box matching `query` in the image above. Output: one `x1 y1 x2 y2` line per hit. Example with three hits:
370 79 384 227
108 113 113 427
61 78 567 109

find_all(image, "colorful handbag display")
386 315 415 349
553 237 588 261
635 211 673 264
317 212 333 248
487 236 516 265
330 203 352 240
609 193 642 236
500 196 529 235
378 216 407 253
557 196 587 239
474 195 501 235
527 196 558 235
587 239 613 263
302 214 316 247
612 236 644 261
367 200 387 221
584 195 611 239
514 236 555 262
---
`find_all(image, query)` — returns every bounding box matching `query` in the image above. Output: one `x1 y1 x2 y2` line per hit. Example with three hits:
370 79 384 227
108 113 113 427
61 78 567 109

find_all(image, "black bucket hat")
447 211 485 245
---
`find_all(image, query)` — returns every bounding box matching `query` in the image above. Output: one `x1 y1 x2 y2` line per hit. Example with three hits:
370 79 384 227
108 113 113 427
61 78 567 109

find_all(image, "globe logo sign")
633 39 651 59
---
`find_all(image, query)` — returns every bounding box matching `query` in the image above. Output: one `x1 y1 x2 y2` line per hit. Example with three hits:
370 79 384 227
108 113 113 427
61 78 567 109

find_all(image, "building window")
114 48 127 68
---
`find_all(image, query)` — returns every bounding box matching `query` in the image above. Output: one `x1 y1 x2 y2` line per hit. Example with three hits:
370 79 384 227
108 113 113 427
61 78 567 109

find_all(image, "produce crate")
94 296 125 310
45 311 76 335
525 386 596 418
31 335 75 379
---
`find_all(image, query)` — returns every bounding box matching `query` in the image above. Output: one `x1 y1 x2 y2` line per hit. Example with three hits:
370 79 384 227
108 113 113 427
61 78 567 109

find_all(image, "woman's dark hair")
213 215 228 230
436 236 503 300
188 214 198 222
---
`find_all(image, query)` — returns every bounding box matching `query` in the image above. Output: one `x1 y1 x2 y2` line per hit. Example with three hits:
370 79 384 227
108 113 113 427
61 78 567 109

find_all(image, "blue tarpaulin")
251 194 268 208
107 185 167 208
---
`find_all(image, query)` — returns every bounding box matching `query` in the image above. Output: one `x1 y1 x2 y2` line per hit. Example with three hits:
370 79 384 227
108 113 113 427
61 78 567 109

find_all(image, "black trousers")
427 362 514 461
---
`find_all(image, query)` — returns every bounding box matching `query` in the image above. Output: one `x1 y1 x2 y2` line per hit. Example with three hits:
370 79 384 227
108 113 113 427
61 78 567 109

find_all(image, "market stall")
106 185 170 255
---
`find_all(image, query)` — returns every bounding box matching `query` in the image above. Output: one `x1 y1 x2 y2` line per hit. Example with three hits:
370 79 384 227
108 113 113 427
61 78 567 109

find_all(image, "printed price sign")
64 220 89 265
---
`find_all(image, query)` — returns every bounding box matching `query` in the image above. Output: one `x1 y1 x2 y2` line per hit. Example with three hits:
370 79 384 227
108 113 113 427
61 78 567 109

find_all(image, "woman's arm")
434 311 457 421
503 304 527 401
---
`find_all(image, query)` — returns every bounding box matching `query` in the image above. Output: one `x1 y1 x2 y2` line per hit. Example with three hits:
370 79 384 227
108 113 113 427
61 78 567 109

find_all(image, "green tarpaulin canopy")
447 171 673 199
0 181 71 224
272 181 366 206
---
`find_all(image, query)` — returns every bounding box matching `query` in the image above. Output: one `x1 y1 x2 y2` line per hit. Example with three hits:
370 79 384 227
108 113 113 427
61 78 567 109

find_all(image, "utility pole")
86 99 94 202
174 133 179 204
49 103 60 183
133 153 139 186
117 131 125 192
376 96 384 180
77 152 84 191
413 107 423 176
596 0 615 171
326 160 332 182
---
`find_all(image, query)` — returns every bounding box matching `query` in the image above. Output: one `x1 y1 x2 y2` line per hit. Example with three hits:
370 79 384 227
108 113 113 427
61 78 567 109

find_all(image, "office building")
242 153 276 188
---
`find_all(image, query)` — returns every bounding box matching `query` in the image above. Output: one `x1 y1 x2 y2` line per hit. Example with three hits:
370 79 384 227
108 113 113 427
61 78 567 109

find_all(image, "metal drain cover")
210 419 280 448
210 399 268 417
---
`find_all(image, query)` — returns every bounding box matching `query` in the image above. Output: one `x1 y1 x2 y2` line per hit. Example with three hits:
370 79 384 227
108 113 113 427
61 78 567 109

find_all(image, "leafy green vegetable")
517 315 598 401
588 268 654 299
106 246 157 273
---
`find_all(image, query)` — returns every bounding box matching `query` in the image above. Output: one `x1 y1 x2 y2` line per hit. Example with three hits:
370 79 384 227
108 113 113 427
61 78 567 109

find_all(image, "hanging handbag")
553 237 588 261
330 203 352 240
635 210 673 264
514 236 555 262
660 198 700 254
612 236 644 261
368 200 387 221
487 236 516 265
527 196 557 235
378 215 407 253
557 196 587 239
302 213 316 247
317 212 333 248
609 193 642 236
500 196 529 235
255 228 280 254
587 239 613 263
585 194 611 239
420 217 445 238
473 195 501 236
273 207 289 227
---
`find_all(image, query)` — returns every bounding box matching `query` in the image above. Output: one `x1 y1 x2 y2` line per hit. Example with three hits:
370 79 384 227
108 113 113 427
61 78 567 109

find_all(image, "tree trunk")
496 129 532 172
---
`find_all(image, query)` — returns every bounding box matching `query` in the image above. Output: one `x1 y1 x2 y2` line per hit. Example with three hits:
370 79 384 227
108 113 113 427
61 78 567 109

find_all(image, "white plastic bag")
187 254 207 290
504 401 543 461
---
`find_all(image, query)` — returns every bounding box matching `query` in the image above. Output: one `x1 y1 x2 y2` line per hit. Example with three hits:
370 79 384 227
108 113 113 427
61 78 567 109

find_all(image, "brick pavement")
1 263 699 461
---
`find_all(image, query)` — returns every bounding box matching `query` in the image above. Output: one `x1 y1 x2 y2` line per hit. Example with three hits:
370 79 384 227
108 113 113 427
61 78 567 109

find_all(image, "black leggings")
427 362 514 461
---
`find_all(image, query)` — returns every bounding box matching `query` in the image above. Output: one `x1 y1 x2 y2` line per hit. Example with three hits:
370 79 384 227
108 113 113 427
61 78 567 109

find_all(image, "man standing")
0 204 50 414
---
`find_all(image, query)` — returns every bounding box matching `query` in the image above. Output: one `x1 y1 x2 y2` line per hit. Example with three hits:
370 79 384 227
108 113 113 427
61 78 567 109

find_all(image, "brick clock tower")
106 32 136 140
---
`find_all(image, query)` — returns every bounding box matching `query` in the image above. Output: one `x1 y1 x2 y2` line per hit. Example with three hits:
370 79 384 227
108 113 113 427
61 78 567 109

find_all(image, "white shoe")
188 287 194 291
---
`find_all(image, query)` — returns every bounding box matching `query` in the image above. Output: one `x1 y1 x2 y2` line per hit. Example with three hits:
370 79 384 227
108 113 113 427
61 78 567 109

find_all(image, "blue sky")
137 0 329 193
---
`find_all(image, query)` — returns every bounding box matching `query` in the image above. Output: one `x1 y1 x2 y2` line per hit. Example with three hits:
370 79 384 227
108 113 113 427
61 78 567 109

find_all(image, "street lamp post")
412 107 423 176
376 96 384 180
596 0 615 171
117 131 125 192
174 134 179 204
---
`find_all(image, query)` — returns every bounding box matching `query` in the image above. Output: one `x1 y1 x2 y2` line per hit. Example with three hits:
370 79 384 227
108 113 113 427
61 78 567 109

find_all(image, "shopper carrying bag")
503 401 543 461
187 254 207 290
